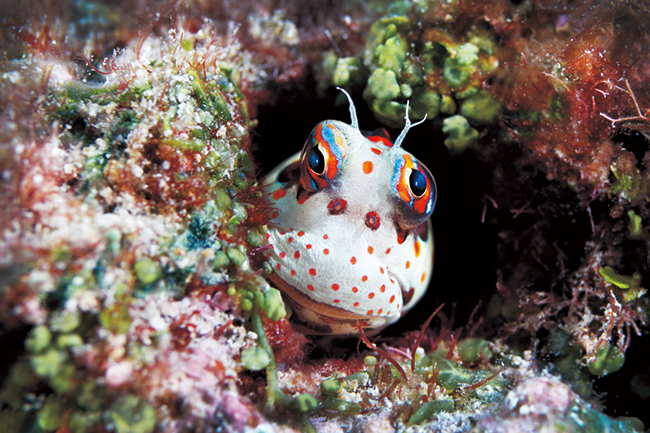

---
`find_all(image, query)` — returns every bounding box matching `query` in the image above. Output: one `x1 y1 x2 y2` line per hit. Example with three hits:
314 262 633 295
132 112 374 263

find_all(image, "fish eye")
391 153 436 230
308 145 325 175
299 122 348 192
409 169 427 198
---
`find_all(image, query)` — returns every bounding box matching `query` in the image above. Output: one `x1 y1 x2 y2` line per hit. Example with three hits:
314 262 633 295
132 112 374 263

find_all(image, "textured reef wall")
0 0 649 432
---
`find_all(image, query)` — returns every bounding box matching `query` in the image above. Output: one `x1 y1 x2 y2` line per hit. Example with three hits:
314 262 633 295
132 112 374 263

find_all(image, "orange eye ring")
391 153 436 222
300 122 347 192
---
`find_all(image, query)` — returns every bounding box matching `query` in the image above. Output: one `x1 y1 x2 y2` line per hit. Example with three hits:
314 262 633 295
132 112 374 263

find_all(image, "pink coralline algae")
474 377 644 433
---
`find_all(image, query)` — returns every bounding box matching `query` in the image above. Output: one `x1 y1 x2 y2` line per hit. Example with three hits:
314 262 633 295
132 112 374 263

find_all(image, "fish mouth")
268 273 368 321
266 273 397 335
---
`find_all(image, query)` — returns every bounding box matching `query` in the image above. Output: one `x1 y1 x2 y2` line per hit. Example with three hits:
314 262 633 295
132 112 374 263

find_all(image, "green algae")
371 99 409 127
56 333 84 349
212 250 230 269
442 115 479 154
376 35 408 72
461 91 502 124
333 57 365 87
367 68 401 100
241 346 272 370
410 87 440 119
363 356 379 368
440 95 457 114
588 343 625 377
37 395 66 431
320 377 341 395
134 258 162 285
264 287 286 321
317 1 504 148
30 347 69 379
435 358 473 390
627 210 643 237
25 325 52 353
110 395 156 433
548 91 569 122
407 400 454 425
456 43 480 66
247 227 263 247
295 393 319 413
99 302 132 334
226 246 247 267
609 163 647 202
599 266 641 290
458 337 492 362
443 57 473 88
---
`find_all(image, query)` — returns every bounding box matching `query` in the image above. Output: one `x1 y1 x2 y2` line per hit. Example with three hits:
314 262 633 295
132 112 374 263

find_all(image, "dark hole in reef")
593 334 650 422
520 26 533 38
68 115 102 146
617 238 649 285
612 127 650 170
0 323 30 386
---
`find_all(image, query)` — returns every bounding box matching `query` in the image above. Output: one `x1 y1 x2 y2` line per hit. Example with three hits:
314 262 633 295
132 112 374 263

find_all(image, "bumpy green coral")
367 68 401 100
363 355 378 367
443 57 473 88
25 325 51 353
226 246 247 267
372 99 410 128
461 91 502 124
333 57 364 87
30 347 68 379
99 302 132 334
37 395 66 431
318 2 502 147
442 115 479 154
456 43 480 66
247 227 263 247
376 35 408 72
440 95 457 114
410 87 440 119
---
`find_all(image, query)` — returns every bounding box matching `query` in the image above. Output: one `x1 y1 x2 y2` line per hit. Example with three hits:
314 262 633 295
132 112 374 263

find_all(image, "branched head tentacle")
394 100 427 149
337 87 359 130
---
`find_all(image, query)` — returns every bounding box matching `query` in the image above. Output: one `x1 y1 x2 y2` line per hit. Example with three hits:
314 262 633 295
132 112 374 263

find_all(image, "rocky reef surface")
0 1 649 432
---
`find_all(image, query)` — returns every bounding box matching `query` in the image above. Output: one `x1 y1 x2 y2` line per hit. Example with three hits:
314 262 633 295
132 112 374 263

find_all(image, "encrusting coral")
1 0 649 432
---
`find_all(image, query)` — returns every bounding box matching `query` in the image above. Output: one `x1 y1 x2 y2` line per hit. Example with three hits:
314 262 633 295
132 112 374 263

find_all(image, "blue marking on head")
390 154 414 207
320 123 345 164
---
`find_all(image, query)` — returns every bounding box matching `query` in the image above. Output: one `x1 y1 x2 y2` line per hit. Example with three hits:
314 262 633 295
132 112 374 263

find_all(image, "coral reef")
1 0 649 432
0 9 272 432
